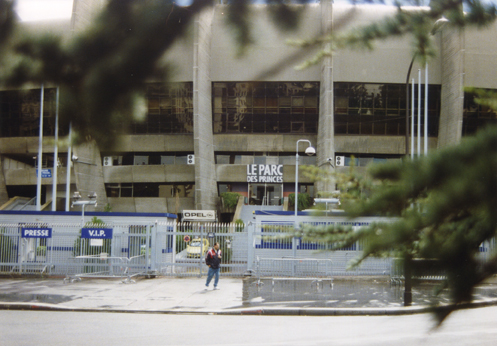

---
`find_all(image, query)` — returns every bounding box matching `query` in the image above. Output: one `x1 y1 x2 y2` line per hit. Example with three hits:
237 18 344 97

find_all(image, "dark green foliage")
288 192 312 211
234 219 245 232
36 246 46 257
221 192 241 209
303 125 497 324
225 0 253 56
176 234 187 254
0 0 15 45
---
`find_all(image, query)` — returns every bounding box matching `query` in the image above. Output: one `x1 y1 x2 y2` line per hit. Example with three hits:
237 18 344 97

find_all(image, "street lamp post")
71 191 97 228
294 139 316 228
293 139 315 270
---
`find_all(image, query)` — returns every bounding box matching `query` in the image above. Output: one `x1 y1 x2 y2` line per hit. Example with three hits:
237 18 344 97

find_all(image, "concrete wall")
107 197 194 214
210 5 322 81
103 165 195 183
112 135 194 152
332 5 442 84
464 22 497 89
213 134 317 152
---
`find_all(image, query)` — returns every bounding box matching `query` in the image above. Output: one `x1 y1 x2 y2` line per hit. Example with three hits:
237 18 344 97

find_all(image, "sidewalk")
1 276 496 316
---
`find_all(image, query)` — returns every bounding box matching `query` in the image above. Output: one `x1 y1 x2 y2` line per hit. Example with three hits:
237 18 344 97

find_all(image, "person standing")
205 242 222 290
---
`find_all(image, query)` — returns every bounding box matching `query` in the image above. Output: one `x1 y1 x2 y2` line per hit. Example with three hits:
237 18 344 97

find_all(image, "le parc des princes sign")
247 164 283 183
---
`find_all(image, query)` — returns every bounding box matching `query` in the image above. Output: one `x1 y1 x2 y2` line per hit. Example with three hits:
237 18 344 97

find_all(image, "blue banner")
81 228 113 239
21 228 52 238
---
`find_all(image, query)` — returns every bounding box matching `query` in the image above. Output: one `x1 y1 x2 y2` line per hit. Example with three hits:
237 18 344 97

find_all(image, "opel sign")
182 210 216 221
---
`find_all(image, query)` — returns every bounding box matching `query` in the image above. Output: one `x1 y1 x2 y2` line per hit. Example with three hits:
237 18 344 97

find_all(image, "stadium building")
1 1 496 221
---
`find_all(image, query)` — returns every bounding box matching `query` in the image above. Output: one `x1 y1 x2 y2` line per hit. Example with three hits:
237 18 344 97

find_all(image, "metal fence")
10 220 493 280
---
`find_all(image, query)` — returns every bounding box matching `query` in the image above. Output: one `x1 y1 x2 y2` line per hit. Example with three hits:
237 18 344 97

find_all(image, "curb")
2 298 497 316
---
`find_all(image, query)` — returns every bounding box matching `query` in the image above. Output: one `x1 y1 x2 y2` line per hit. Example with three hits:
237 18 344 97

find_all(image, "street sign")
36 169 52 178
184 235 191 242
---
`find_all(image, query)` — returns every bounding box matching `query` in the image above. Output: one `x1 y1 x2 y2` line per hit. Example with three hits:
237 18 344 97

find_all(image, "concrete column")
316 0 335 195
438 27 465 149
72 141 108 211
193 8 217 210
0 157 9 206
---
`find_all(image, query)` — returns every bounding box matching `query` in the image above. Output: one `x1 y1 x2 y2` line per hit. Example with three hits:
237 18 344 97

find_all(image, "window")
129 82 193 134
106 183 194 198
334 83 440 137
0 88 67 138
462 90 497 136
213 82 319 134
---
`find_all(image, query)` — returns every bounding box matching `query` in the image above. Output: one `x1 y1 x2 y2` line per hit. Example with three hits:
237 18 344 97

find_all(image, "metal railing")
9 220 487 281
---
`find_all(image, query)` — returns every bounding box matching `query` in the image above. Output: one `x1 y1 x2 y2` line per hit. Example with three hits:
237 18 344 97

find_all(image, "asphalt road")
2 306 497 346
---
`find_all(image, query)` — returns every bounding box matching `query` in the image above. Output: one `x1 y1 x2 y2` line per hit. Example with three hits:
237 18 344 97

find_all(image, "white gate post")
247 222 255 273
150 220 157 273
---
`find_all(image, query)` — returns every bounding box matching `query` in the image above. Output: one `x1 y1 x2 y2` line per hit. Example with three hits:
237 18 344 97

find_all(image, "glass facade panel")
334 82 440 136
130 82 193 134
0 88 66 137
213 82 319 134
462 90 497 136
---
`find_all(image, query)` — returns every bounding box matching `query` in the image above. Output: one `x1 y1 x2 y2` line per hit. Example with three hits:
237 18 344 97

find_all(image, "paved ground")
1 276 497 316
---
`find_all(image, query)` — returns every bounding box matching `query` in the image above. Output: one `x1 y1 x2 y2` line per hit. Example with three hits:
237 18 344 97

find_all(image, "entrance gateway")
247 164 283 206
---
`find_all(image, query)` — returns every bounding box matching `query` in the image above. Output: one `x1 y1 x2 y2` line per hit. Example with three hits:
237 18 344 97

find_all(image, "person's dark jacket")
206 248 221 269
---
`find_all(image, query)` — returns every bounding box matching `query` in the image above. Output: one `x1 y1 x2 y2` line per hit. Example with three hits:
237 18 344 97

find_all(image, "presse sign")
21 228 52 238
247 164 283 183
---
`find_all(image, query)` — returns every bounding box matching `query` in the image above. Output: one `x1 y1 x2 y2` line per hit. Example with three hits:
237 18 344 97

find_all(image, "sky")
15 0 74 22
14 0 497 22
14 0 192 22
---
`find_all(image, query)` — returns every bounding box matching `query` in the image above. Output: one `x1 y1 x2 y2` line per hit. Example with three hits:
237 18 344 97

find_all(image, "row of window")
2 83 495 139
334 83 441 136
105 183 194 198
213 82 319 134
0 88 66 137
102 153 193 166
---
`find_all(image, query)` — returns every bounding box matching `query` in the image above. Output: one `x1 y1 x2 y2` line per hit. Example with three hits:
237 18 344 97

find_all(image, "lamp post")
294 139 316 229
405 17 448 157
294 139 315 268
71 191 97 228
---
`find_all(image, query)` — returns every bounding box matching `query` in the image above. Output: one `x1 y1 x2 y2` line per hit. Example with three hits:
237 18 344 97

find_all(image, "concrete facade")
1 2 497 216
